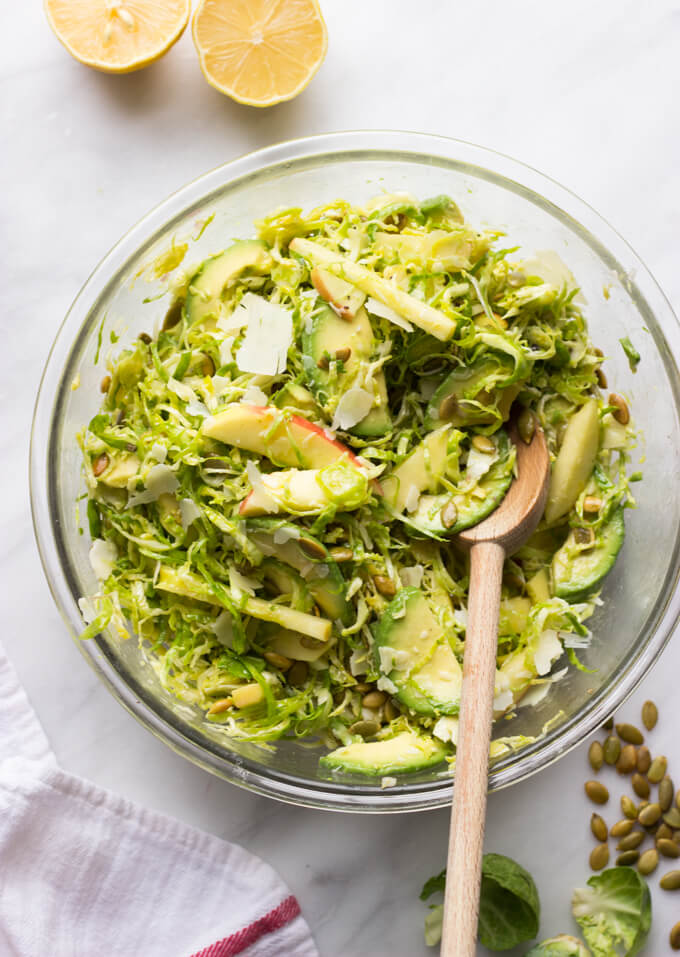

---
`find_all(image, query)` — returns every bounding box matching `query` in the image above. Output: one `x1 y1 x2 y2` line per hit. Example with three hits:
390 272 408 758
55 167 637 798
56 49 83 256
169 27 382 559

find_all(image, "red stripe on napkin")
190 895 301 957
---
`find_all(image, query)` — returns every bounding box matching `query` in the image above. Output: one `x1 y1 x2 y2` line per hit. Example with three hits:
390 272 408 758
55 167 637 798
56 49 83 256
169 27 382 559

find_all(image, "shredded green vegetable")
78 192 637 772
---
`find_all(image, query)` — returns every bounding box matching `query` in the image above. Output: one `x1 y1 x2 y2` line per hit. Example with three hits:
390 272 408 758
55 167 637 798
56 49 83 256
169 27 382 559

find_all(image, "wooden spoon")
440 415 550 957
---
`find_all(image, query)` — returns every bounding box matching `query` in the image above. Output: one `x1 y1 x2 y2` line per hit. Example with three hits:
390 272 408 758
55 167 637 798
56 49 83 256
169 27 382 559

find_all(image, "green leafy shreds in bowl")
78 192 638 777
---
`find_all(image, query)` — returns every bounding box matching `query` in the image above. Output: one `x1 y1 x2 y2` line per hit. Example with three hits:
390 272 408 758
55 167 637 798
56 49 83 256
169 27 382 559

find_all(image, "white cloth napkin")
0 641 319 957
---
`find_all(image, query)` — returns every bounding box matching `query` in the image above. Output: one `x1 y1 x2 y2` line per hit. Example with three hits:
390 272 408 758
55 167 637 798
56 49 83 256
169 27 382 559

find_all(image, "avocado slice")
403 430 514 538
425 358 520 430
552 507 625 601
544 398 600 524
301 302 391 437
320 730 447 775
374 587 462 716
185 240 272 325
381 425 452 512
246 518 352 625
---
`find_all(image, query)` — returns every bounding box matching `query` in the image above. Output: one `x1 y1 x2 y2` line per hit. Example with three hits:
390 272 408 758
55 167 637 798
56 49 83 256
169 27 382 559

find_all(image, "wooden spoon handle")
441 540 506 957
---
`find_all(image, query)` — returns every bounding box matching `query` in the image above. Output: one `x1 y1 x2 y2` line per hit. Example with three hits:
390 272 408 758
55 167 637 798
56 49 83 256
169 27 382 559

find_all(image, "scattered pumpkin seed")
639 803 662 827
660 870 680 891
616 850 640 866
138 331 152 344
591 813 608 842
298 537 327 560
92 453 110 477
517 408 536 444
574 526 595 547
617 744 637 774
583 495 602 515
334 347 351 362
649 755 668 783
657 839 680 859
585 780 609 805
439 394 459 421
362 690 387 709
472 434 496 454
353 682 372 694
287 661 309 686
207 697 233 714
642 700 658 731
611 819 635 838
670 921 680 950
621 795 638 819
440 500 458 530
588 741 604 772
589 843 610 871
316 355 330 370
263 651 292 671
595 367 608 390
609 392 630 425
349 719 381 738
663 808 680 829
603 735 621 765
373 575 397 597
200 354 215 376
329 547 354 562
383 700 399 722
636 746 652 774
616 722 644 745
617 830 645 851
657 823 674 842
638 848 659 875
660 777 675 812
632 773 650 799
603 716 615 731
100 374 111 393
300 636 325 650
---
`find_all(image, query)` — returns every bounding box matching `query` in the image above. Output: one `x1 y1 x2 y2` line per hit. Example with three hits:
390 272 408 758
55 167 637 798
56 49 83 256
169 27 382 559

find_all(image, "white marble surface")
2 2 680 954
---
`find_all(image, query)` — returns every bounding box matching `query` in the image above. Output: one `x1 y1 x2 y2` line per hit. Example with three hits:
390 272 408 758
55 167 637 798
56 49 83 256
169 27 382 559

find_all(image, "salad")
79 192 637 778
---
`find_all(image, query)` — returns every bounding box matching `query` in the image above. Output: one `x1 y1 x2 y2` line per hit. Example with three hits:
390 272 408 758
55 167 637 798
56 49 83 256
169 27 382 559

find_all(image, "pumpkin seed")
472 434 496 454
591 813 608 842
329 547 354 563
287 661 309 686
617 830 644 851
660 870 680 890
362 691 387 709
588 740 604 771
583 495 602 515
616 722 644 745
649 755 668 783
609 392 630 425
603 716 615 731
92 453 110 477
603 735 621 765
616 850 640 866
585 780 609 805
383 700 399 722
670 921 680 950
263 651 292 671
353 682 372 694
300 636 325 650
621 795 638 819
638 848 659 875
373 575 397 597
657 839 680 859
316 355 330 370
589 843 610 871
596 367 608 390
617 744 637 774
207 696 233 714
632 773 650 799
657 823 674 842
642 700 658 731
611 819 635 838
100 374 111 393
663 808 680 829
517 408 536 444
639 803 662 827
636 746 652 774
574 526 595 547
138 331 152 344
200 355 215 377
349 719 381 738
298 536 327 560
439 394 459 421
440 500 458 530
660 777 675 812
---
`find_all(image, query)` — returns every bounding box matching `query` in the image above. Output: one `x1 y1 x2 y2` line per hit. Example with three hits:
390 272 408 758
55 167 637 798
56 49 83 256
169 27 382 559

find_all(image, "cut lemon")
193 0 328 107
44 0 190 74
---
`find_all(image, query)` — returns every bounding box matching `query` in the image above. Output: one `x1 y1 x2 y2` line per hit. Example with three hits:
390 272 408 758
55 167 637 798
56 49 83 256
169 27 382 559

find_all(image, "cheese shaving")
235 293 293 375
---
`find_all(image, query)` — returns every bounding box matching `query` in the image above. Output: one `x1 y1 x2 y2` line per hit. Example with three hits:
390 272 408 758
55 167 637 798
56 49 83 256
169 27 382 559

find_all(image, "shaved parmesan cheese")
272 525 300 545
235 293 293 375
127 464 179 507
453 606 468 630
493 689 514 713
229 567 260 598
217 308 249 333
376 675 399 695
533 629 563 675
433 716 459 745
331 387 374 430
179 498 202 530
381 776 397 789
89 539 117 580
377 645 411 674
349 647 368 677
241 384 269 406
365 296 414 332
167 377 197 403
78 596 97 624
150 443 167 463
212 610 234 648
400 565 425 588
185 399 209 419
464 446 498 486
404 484 421 513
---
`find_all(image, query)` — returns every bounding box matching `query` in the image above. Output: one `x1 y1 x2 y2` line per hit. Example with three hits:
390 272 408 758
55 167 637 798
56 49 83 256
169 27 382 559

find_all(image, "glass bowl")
30 131 680 812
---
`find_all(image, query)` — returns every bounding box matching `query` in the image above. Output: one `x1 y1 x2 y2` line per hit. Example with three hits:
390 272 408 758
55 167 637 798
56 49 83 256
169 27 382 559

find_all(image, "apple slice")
201 404 364 470
240 463 369 517
381 425 451 512
311 266 366 319
290 237 456 341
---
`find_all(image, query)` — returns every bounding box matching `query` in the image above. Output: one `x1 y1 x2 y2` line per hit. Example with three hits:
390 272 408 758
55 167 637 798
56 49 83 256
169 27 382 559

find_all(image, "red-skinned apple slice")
201 404 364 470
310 266 366 320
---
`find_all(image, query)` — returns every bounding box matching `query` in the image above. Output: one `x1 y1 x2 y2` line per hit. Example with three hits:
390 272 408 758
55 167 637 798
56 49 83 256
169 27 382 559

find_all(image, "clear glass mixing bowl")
30 131 680 811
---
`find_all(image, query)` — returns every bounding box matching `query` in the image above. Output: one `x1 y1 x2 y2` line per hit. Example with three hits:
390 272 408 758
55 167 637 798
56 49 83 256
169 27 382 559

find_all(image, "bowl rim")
30 129 680 812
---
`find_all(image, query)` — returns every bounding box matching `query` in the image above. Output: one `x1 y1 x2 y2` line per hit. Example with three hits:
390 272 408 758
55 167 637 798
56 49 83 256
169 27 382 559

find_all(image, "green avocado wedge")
552 507 625 601
320 730 448 775
185 240 272 325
